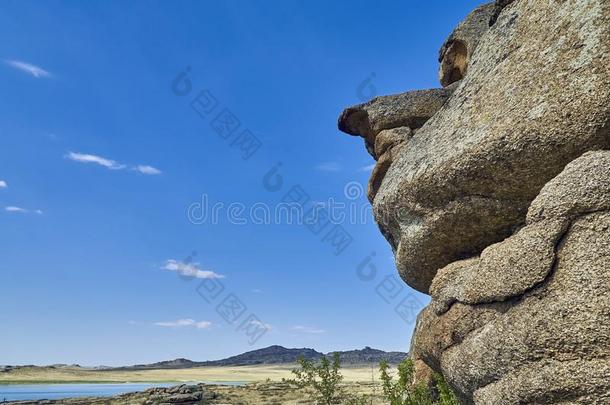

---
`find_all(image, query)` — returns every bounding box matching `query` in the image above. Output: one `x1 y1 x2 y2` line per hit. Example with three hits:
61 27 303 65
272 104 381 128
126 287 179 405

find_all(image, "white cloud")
251 288 263 294
5 60 51 78
0 180 6 188
292 325 326 334
314 161 341 172
66 151 161 175
154 319 212 329
162 259 224 279
359 163 376 171
5 206 27 213
66 152 125 170
5 206 42 214
134 165 162 175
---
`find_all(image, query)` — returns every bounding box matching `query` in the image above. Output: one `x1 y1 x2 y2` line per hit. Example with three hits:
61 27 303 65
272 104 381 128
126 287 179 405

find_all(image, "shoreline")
0 380 387 404
0 380 247 385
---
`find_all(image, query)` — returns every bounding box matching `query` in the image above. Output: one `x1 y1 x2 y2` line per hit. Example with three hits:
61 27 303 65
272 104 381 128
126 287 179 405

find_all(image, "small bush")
434 373 459 405
288 354 459 405
288 353 344 404
379 358 459 405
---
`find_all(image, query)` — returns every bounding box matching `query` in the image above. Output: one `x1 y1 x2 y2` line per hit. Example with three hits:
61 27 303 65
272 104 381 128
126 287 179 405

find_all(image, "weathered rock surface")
338 86 456 159
340 0 610 294
412 151 610 403
489 0 516 26
438 3 495 87
338 0 610 403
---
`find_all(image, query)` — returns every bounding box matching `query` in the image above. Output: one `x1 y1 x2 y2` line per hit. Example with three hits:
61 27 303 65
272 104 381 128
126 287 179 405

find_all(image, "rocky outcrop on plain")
338 0 610 403
5 384 216 405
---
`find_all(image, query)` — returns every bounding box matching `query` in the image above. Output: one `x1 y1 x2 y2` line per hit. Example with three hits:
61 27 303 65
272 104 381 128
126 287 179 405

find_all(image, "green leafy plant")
434 373 460 405
378 358 458 405
288 353 344 404
380 358 430 404
288 353 459 405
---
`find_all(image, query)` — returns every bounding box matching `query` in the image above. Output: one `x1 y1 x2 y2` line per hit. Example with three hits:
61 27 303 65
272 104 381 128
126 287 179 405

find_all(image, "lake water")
0 382 245 401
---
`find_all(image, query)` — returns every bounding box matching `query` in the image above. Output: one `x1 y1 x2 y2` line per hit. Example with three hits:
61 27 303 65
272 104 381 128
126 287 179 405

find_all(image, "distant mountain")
201 345 323 366
328 346 407 365
113 345 407 370
125 358 200 370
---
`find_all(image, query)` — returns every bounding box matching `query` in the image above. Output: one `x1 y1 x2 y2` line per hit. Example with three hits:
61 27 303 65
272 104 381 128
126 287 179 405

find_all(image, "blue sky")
0 0 484 366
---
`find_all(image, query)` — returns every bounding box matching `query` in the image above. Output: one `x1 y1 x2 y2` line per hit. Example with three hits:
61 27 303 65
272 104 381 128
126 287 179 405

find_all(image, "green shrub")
434 372 459 405
288 353 344 404
288 354 459 405
380 358 430 404
379 358 459 405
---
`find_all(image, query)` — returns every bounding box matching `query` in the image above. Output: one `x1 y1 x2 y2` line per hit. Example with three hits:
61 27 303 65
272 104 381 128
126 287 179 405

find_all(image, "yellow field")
0 364 381 385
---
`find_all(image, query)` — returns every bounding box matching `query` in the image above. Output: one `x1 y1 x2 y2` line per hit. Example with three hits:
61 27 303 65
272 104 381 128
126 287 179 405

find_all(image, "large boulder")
411 151 610 403
339 0 610 294
338 0 610 403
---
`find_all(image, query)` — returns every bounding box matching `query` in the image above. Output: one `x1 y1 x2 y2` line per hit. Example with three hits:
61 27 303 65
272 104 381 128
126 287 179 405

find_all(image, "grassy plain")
0 364 380 385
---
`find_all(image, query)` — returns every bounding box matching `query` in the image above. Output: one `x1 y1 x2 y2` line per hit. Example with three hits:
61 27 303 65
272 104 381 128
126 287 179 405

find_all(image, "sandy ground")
0 364 382 384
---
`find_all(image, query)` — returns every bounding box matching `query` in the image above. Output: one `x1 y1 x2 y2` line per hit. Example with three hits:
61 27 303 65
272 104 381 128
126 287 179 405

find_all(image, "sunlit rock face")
338 0 610 403
411 151 610 404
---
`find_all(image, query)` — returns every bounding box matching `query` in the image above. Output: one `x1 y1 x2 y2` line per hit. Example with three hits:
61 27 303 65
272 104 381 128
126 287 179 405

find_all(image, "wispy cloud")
154 319 212 329
5 206 27 213
291 325 326 334
66 152 125 170
314 161 341 172
134 165 162 175
162 259 224 279
359 163 376 171
251 288 263 294
0 180 6 188
5 60 51 78
5 206 43 214
65 151 161 175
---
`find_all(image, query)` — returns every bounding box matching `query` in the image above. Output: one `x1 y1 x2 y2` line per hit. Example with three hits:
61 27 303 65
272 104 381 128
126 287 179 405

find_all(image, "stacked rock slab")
412 151 610 403
338 0 610 403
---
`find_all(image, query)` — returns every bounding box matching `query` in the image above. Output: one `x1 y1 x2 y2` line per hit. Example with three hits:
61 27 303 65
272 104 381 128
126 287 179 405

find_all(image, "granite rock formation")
338 0 610 403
